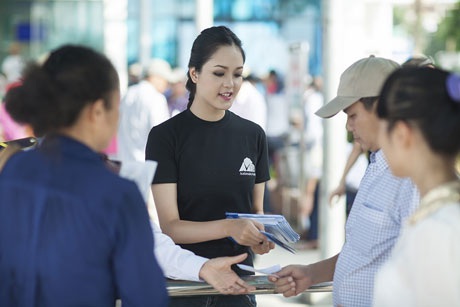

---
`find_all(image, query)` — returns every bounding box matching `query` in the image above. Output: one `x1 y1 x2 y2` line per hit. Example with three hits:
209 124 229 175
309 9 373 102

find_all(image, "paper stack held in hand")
225 213 300 253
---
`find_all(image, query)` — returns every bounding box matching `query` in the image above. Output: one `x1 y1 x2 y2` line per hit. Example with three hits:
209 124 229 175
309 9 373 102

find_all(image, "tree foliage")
426 1 460 55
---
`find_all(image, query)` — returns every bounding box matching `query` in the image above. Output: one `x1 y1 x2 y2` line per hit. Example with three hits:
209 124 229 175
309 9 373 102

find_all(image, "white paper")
119 160 157 203
237 264 281 276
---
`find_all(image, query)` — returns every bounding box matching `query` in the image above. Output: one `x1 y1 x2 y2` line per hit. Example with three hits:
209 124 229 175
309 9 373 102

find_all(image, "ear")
189 67 198 83
393 121 414 150
87 99 106 123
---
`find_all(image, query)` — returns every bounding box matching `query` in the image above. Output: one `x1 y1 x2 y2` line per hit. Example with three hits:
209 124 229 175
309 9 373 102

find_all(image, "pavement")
253 242 333 307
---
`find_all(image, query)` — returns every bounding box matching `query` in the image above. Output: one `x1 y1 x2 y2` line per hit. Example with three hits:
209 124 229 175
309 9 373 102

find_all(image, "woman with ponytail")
0 45 168 307
146 26 274 306
374 67 460 306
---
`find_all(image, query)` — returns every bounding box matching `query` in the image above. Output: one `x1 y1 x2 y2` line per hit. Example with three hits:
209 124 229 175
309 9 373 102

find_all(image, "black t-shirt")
146 109 270 274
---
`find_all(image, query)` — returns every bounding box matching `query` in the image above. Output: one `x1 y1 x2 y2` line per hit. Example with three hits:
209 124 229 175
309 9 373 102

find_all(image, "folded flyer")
225 212 300 253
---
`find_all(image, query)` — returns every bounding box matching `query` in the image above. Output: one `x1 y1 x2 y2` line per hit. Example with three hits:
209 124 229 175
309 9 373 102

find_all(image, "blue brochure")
225 212 300 253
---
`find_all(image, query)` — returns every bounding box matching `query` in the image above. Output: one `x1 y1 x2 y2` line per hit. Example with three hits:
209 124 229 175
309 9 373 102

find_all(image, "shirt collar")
369 149 389 171
40 134 103 163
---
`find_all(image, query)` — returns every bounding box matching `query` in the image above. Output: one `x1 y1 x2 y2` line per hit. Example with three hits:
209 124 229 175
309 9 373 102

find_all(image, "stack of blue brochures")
225 213 300 253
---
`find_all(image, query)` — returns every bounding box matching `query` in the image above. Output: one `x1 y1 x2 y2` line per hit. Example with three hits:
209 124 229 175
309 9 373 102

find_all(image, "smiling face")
189 45 244 119
344 100 380 152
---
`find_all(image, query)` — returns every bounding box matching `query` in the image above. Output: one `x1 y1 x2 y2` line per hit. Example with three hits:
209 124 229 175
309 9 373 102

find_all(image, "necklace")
408 181 460 225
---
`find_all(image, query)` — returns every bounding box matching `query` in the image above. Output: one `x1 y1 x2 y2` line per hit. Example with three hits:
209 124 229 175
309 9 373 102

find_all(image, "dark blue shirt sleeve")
112 183 169 306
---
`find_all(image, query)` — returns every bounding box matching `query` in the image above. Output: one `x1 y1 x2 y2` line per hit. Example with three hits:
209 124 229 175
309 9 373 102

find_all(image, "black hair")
401 56 435 68
186 25 245 108
5 44 119 136
359 96 379 111
378 67 460 156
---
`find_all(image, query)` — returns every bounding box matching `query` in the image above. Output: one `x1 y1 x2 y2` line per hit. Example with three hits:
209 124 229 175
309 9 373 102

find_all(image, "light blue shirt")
333 150 419 307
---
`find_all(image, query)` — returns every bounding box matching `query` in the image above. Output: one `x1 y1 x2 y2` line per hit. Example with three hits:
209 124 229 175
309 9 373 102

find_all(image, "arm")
250 182 275 254
151 221 255 294
113 185 168 306
252 182 265 214
329 142 363 204
269 253 339 297
151 183 268 247
301 178 319 218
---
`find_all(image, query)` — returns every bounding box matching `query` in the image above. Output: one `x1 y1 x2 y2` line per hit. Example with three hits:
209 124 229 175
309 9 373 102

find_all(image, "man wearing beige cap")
270 56 420 306
117 58 172 163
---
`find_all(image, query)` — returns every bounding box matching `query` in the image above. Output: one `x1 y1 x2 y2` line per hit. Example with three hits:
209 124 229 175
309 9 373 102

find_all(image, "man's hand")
199 253 256 295
268 265 314 297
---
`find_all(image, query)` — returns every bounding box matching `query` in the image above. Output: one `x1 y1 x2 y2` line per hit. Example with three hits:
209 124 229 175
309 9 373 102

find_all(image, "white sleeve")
151 221 208 281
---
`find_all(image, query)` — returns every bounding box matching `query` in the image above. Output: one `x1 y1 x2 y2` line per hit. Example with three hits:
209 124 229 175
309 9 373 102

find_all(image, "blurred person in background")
117 58 171 163
1 42 25 85
231 68 270 212
230 68 267 131
0 81 33 141
329 140 368 216
401 55 435 68
264 68 289 213
374 67 460 307
0 44 169 306
166 67 189 116
146 25 274 307
297 76 324 249
128 62 143 86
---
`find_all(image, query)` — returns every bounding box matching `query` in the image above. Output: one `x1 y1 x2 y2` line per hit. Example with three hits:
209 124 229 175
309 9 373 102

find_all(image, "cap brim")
315 96 360 118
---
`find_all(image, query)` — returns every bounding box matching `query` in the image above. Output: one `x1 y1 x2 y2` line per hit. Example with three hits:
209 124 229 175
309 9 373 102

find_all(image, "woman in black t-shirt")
146 26 274 307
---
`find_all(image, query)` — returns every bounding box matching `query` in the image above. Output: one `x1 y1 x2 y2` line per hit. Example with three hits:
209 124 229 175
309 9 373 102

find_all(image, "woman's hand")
199 253 256 295
225 219 267 246
250 240 275 255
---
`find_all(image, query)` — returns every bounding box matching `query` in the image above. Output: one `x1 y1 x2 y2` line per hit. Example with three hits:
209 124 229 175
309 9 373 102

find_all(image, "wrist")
222 219 232 237
198 261 210 281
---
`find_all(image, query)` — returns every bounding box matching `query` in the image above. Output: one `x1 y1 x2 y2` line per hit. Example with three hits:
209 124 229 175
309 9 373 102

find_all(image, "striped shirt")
333 150 419 307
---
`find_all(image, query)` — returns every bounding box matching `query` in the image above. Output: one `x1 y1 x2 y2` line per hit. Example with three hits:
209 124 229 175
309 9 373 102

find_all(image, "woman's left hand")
250 239 275 255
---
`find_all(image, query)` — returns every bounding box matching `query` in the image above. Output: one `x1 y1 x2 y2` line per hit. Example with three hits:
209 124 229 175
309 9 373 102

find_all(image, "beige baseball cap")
146 58 173 81
315 55 400 118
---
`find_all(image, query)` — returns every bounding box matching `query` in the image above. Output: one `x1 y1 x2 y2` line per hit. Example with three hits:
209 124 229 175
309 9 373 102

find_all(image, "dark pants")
306 182 319 241
169 294 256 307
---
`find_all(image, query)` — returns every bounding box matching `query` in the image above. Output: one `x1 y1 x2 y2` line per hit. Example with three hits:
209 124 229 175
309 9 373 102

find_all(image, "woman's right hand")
225 219 267 246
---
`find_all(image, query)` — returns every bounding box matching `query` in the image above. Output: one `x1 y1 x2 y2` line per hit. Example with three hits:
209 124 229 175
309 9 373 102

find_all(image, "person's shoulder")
0 147 33 175
98 165 144 201
410 204 460 244
230 111 265 132
149 109 187 134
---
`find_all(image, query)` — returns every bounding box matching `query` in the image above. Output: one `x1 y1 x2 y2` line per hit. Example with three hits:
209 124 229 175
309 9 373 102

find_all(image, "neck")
410 155 457 197
58 125 101 153
189 103 226 122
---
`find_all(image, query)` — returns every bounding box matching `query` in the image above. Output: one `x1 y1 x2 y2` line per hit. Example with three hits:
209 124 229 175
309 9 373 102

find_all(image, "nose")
223 76 234 88
346 117 352 132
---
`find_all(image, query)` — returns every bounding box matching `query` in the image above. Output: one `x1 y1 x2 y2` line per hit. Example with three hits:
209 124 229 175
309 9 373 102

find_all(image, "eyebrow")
213 65 244 70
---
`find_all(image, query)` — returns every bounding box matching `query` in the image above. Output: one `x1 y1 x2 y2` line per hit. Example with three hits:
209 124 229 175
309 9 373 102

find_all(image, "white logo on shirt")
239 157 256 176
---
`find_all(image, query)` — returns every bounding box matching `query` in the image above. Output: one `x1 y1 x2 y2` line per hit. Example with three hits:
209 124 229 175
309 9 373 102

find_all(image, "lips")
219 92 233 101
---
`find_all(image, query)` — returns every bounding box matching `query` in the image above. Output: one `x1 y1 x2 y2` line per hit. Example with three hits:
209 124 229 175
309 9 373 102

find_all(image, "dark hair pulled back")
186 25 245 108
378 67 460 156
5 44 119 136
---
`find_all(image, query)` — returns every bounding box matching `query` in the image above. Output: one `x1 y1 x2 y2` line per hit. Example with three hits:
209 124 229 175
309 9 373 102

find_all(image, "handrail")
167 276 332 297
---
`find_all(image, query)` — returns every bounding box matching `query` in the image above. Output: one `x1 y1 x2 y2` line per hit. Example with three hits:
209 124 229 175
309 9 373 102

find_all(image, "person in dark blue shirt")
0 45 169 307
